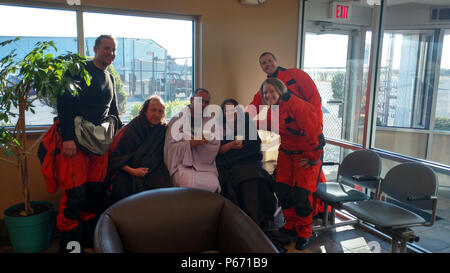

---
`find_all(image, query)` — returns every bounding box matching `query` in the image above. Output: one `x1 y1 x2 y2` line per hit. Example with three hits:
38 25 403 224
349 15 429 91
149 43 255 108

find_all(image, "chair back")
382 162 438 211
338 149 382 189
94 187 278 253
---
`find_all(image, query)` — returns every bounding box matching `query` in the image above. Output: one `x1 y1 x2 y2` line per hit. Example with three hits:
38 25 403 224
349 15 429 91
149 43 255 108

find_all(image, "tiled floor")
262 160 450 253
1 161 448 253
0 215 393 254
410 187 450 253
265 209 393 253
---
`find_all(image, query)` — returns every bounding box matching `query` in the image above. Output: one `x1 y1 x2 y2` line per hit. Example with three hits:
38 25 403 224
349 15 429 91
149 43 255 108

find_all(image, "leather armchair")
94 187 278 253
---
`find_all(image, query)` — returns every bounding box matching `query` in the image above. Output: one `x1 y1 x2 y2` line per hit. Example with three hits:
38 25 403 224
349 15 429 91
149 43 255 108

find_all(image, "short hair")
220 98 239 110
259 52 277 61
192 88 210 97
95 34 115 47
139 95 166 124
260 77 287 104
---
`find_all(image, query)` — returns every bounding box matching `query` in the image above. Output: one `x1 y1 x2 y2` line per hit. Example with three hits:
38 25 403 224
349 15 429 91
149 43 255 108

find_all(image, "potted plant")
0 37 89 252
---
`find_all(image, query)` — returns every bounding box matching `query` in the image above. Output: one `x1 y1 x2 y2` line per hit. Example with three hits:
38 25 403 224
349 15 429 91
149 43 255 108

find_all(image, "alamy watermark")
169 97 280 151
368 241 381 253
67 241 81 253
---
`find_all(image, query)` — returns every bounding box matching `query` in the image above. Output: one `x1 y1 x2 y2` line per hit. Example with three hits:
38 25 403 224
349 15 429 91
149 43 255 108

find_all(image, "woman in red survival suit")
261 78 324 250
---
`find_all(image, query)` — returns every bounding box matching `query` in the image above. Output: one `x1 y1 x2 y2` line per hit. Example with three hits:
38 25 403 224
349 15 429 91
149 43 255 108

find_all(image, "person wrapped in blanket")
216 98 277 231
104 95 172 205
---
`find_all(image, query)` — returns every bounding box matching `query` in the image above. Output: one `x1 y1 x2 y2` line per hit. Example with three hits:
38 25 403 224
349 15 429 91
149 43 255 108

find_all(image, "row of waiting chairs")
314 149 439 253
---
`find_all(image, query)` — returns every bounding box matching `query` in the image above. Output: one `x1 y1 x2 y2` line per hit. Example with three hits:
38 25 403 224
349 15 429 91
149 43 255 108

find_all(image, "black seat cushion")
316 182 369 204
342 200 426 228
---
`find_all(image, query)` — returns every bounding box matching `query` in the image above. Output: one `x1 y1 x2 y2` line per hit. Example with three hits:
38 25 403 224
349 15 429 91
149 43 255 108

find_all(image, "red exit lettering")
336 5 349 19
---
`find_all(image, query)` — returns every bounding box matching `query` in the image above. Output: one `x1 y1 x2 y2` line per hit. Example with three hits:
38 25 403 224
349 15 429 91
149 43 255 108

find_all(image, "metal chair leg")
391 238 398 253
322 203 330 227
330 207 336 225
400 240 408 253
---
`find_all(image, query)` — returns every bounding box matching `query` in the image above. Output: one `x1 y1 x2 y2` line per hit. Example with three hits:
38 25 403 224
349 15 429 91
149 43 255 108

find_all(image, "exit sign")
329 1 352 21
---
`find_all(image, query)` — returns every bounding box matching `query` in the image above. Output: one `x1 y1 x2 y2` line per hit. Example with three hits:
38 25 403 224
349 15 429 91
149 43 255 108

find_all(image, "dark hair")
220 98 239 110
95 34 114 47
259 52 277 61
221 98 244 125
193 88 210 97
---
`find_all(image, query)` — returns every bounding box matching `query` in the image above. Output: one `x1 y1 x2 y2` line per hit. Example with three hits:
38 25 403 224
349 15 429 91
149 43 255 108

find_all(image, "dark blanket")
216 114 276 227
105 115 172 203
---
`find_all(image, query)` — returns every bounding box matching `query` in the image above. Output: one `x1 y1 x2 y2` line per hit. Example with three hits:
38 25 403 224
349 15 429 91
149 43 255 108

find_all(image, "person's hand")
131 167 149 177
62 140 77 157
298 158 319 169
299 158 312 169
189 138 208 147
230 140 244 150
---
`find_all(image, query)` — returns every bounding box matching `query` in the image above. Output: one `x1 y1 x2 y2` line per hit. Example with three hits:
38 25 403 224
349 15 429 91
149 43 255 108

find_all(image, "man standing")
54 34 122 252
164 88 221 193
248 52 327 238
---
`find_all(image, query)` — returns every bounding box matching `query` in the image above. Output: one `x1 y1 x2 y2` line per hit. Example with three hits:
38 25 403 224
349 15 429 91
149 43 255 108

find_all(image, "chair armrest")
322 162 339 166
406 195 437 201
351 175 379 182
351 175 382 199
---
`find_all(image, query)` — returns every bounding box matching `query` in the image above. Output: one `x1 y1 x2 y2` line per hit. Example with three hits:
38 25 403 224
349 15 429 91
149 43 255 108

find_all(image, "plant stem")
18 92 33 215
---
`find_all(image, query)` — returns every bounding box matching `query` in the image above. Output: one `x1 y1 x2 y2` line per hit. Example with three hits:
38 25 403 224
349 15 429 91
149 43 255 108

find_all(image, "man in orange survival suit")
247 52 327 220
40 35 122 253
261 78 323 250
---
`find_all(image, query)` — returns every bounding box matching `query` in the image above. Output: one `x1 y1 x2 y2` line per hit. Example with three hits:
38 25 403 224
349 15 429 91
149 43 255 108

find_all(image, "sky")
0 5 193 59
304 32 450 70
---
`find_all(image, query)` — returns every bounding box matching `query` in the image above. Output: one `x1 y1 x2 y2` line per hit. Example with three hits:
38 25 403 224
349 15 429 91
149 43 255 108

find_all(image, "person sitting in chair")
105 95 172 204
216 98 277 230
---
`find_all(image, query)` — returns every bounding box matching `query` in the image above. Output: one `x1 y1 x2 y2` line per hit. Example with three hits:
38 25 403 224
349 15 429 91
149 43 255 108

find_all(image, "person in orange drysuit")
247 52 327 222
260 77 323 250
38 35 122 253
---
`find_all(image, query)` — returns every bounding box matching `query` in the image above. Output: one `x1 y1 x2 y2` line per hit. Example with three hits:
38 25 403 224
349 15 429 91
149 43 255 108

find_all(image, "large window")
0 5 77 126
301 0 450 253
0 4 194 125
82 12 193 122
374 5 448 165
377 30 436 129
436 31 450 133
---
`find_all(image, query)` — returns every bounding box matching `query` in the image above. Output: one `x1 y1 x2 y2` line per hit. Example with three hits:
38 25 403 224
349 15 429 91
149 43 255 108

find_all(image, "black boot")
295 236 311 251
264 227 296 246
59 227 82 253
278 226 297 242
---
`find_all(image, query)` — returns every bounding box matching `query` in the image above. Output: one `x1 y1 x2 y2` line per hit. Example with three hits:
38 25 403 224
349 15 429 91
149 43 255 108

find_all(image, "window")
0 4 77 126
435 31 450 132
82 12 193 122
301 0 450 253
374 6 448 165
0 4 194 126
377 30 436 129
430 30 450 166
